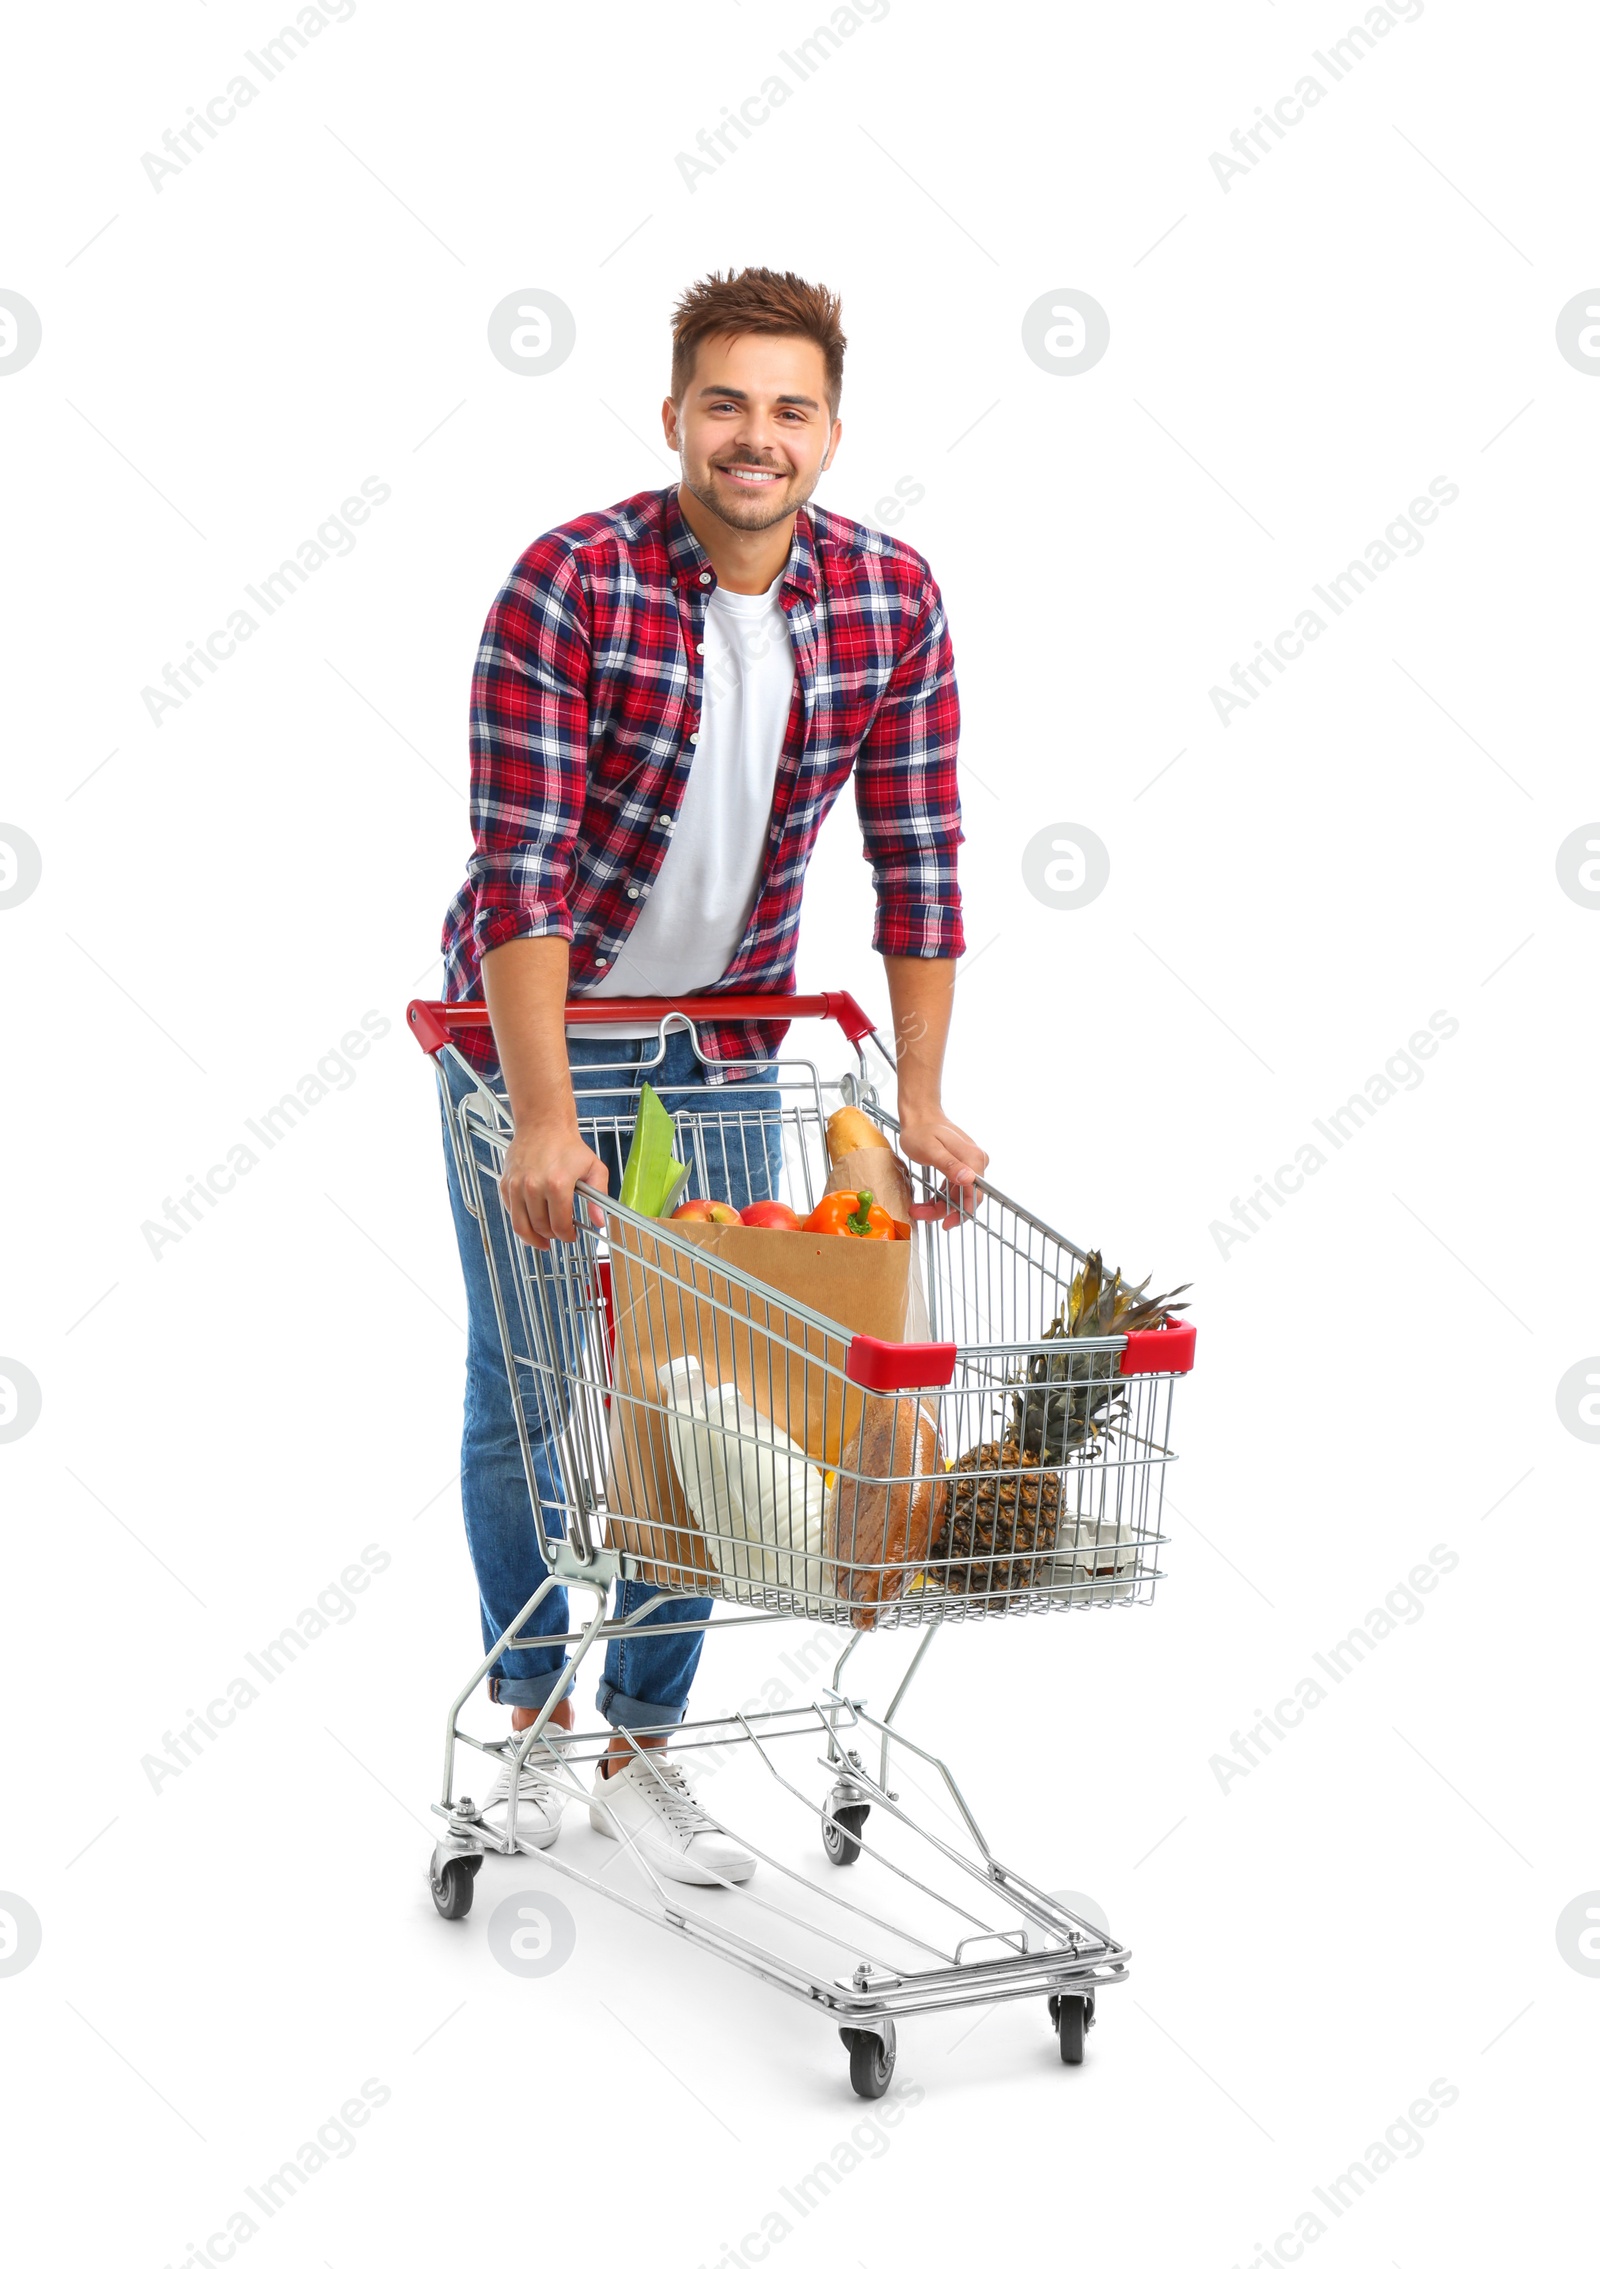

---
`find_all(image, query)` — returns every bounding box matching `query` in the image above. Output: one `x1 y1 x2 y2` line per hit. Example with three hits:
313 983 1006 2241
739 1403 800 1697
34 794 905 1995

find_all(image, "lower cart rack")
430 1658 1128 2093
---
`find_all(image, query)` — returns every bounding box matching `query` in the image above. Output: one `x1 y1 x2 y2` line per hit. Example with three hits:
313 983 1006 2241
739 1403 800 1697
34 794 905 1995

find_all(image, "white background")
2 1 1596 2262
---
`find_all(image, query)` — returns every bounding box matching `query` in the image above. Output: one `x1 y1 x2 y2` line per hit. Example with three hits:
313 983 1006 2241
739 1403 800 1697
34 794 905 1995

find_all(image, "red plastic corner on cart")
408 999 460 1053
845 1334 957 1392
818 989 876 1047
1118 1318 1198 1376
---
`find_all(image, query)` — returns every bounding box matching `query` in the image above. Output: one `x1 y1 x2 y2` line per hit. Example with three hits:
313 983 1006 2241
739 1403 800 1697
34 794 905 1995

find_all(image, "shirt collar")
660 482 819 604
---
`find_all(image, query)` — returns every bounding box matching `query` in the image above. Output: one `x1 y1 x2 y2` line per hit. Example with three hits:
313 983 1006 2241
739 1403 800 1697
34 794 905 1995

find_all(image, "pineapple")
933 1440 1061 1598
932 1251 1189 1599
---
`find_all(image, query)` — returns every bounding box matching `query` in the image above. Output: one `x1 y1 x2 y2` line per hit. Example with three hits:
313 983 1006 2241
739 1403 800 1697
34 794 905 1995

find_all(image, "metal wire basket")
423 995 1194 1632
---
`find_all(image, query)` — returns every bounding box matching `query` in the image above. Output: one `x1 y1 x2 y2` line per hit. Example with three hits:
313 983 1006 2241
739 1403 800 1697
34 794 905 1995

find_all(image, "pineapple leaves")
1008 1251 1189 1463
1060 1248 1189 1341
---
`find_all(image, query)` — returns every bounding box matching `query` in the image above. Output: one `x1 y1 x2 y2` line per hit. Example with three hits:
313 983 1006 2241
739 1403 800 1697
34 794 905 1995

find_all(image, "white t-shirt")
578 579 795 1033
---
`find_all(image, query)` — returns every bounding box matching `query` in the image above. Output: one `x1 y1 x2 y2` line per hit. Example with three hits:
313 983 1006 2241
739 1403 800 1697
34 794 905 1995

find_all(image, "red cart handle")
407 991 878 1055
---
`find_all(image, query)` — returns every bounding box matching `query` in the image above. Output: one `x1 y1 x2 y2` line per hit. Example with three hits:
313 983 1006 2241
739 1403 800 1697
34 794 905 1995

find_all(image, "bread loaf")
826 1106 892 1163
827 1393 940 1628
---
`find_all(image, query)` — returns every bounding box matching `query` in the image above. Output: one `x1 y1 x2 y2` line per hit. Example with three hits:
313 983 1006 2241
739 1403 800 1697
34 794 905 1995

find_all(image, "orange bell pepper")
805 1188 895 1240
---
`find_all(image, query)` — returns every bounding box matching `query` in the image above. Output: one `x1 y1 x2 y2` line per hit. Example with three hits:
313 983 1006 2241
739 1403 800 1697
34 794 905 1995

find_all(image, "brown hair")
670 268 846 415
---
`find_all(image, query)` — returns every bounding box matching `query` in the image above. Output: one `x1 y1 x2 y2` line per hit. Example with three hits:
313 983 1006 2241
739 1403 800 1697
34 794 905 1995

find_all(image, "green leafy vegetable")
618 1083 684 1217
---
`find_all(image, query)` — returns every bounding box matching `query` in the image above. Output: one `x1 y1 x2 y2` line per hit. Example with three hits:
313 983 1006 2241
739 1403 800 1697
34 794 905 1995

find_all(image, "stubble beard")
680 455 822 535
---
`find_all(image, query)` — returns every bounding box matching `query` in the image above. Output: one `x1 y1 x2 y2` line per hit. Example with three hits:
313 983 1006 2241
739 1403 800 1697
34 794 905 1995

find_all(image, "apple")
739 1201 804 1231
670 1199 741 1224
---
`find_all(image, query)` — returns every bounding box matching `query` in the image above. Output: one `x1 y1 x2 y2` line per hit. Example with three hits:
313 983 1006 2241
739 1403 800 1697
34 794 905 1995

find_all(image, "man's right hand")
499 1122 610 1250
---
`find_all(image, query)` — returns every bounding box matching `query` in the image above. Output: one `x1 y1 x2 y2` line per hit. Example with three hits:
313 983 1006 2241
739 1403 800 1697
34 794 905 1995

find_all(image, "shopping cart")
410 990 1196 2096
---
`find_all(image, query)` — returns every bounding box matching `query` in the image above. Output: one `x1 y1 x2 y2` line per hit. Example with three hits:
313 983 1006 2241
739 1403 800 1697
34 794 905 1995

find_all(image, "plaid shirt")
440 484 964 1082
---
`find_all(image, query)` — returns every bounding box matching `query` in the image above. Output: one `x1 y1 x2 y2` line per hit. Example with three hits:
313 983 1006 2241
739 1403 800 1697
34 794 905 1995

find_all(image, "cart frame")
410 991 1194 2094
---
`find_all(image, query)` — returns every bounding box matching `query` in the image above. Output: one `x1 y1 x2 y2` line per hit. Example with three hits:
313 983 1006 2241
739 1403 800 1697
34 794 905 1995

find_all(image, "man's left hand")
895 1106 989 1225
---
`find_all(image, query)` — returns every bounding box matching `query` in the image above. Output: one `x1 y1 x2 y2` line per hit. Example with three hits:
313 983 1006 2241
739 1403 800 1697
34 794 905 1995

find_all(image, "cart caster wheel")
841 2023 896 2099
430 1853 481 1921
1049 1992 1093 2065
822 1802 870 1866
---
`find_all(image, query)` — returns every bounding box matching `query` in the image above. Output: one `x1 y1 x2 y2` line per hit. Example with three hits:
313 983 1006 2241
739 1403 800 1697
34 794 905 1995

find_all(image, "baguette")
826 1106 892 1164
827 1392 940 1628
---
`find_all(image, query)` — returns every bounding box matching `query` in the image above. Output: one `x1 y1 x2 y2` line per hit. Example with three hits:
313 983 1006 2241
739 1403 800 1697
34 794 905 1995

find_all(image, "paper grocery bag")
823 1145 915 1228
603 1218 926 1591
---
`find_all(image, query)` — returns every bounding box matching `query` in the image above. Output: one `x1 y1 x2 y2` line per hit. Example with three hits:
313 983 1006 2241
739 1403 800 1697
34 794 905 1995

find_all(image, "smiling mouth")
715 463 785 487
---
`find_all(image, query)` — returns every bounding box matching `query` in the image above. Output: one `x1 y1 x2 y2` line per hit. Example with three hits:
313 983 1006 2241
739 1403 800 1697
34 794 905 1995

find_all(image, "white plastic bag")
657 1356 827 1602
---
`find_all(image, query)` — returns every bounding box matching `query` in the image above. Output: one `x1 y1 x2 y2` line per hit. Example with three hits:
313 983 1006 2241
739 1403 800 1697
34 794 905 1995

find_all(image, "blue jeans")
439 1030 784 1728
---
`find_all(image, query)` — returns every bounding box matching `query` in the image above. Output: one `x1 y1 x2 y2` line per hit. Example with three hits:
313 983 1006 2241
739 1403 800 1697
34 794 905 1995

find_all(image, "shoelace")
495 1748 556 1809
626 1760 715 1836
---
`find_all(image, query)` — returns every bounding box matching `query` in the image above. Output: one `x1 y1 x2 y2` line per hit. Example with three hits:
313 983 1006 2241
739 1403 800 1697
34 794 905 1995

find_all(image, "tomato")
803 1189 896 1240
738 1201 805 1230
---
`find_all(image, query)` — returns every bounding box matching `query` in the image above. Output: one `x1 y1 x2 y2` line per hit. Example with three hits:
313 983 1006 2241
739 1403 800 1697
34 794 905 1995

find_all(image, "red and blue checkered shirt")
440 483 965 1081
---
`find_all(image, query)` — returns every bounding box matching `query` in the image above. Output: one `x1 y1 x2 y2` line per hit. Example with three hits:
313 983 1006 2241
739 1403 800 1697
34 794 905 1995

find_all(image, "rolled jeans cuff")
489 1668 568 1710
593 1679 689 1733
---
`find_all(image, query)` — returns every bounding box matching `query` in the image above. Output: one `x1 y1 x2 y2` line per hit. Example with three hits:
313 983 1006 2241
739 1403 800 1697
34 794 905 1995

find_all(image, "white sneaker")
587 1754 756 1886
485 1736 565 1850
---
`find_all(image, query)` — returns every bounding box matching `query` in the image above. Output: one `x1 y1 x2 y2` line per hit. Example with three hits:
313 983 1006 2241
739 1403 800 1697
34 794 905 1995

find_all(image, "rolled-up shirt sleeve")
467 543 591 959
852 563 965 959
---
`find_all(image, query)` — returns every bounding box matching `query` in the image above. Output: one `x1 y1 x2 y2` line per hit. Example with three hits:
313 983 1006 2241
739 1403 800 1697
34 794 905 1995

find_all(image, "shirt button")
698 572 711 585
593 957 609 968
696 643 705 655
689 730 699 743
626 887 639 899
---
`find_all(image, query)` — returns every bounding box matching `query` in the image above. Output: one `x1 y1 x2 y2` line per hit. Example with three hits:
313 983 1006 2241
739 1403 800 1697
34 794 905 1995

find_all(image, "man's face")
664 331 842 532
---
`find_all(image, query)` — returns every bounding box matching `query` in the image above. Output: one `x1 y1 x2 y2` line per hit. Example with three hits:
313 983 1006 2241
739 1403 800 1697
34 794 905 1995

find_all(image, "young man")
438 267 986 1884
